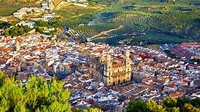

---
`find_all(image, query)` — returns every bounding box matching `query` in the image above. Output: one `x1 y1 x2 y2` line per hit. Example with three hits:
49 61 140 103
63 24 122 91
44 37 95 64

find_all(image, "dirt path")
88 25 123 41
55 1 72 10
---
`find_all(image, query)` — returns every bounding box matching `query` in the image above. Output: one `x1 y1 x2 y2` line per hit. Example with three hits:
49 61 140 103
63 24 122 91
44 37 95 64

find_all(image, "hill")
0 0 199 45
56 0 199 45
0 1 39 16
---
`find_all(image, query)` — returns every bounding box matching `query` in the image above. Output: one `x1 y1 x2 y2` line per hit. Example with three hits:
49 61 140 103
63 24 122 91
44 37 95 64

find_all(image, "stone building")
90 50 132 86
15 41 20 51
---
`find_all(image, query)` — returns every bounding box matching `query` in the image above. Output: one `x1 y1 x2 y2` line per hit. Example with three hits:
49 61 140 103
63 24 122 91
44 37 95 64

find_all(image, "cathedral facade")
90 50 132 86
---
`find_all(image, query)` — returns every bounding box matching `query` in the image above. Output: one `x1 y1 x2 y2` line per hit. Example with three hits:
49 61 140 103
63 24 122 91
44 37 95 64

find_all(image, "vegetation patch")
0 2 39 16
127 97 200 112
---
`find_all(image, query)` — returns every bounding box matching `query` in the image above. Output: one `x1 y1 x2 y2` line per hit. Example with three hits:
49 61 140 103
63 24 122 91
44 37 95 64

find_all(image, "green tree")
0 21 10 29
36 20 49 27
163 97 177 108
127 100 149 112
176 97 191 112
127 97 200 112
168 0 176 3
23 25 31 33
48 20 60 28
171 107 180 112
146 100 165 112
18 27 25 35
0 71 71 112
184 103 200 112
191 98 200 108
4 30 9 36
84 108 102 112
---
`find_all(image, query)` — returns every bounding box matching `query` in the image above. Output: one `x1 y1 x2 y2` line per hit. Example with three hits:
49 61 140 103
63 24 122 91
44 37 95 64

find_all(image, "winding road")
60 26 75 43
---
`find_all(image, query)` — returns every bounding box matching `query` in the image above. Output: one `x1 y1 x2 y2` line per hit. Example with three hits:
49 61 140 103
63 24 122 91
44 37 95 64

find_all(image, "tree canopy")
4 25 32 36
0 71 71 111
0 71 103 112
127 97 200 112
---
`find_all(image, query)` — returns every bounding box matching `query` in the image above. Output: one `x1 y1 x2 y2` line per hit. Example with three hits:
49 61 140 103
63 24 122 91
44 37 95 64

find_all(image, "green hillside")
0 0 199 45
0 1 39 16
57 0 199 45
84 0 200 45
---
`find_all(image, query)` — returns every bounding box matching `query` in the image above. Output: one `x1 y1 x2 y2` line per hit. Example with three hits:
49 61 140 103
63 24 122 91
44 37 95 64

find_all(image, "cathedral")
89 50 132 86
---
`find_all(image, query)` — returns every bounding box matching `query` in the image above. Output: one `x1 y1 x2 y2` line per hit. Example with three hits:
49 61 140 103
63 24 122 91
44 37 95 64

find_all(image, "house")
16 72 30 82
7 61 21 73
52 62 76 75
16 21 36 28
43 14 54 21
67 0 76 2
164 84 177 92
74 3 87 7
142 78 154 85
41 3 48 9
13 7 30 19
169 91 183 98
190 80 200 88
34 66 48 76
23 21 36 28
0 17 7 22
48 2 55 10
41 2 54 10
191 92 200 98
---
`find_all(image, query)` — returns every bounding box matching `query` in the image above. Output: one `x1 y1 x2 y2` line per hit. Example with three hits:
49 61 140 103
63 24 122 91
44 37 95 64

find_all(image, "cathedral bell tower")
105 54 112 75
125 49 130 65
15 41 20 51
125 49 131 72
103 54 112 86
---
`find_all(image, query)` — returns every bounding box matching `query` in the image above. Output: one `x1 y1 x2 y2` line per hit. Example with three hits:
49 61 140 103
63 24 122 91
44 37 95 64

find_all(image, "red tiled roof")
170 91 183 98
171 48 185 57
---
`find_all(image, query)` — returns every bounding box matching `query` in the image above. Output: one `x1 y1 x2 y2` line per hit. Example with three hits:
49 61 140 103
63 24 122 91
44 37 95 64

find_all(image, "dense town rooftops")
0 35 199 111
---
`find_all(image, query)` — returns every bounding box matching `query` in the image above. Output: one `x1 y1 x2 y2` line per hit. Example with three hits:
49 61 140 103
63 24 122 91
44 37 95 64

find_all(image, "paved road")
60 26 75 43
60 26 67 38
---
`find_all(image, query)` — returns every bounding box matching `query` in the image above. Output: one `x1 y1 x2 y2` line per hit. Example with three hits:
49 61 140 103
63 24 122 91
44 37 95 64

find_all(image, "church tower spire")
106 54 112 71
125 49 130 66
125 49 131 75
16 41 20 51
